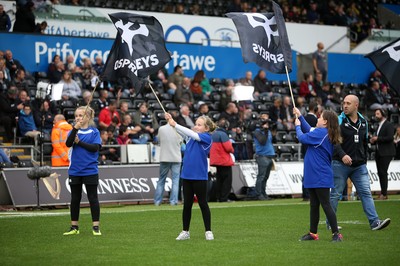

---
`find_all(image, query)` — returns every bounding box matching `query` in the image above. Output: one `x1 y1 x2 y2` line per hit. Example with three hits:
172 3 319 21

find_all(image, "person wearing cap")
0 86 23 142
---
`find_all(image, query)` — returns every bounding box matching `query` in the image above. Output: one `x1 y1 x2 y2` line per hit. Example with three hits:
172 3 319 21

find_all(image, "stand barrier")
1 161 399 208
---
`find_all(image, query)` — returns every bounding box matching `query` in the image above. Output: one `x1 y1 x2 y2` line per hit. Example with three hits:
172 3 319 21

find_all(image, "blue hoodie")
18 109 37 136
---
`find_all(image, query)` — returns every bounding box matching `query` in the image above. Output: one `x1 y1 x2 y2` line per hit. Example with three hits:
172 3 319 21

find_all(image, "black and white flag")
226 1 292 74
365 38 400 95
101 12 171 90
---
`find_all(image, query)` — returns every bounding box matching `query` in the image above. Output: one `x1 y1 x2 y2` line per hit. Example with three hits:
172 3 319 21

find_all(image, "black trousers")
182 179 211 232
375 153 393 196
215 166 232 202
70 184 100 222
309 188 339 234
0 116 15 142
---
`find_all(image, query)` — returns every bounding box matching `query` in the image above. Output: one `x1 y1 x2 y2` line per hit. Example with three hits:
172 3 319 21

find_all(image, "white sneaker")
205 231 214 240
176 231 190 240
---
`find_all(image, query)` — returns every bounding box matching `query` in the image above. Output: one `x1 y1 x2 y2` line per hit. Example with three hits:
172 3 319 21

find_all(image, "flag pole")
81 78 100 122
148 81 168 114
285 65 296 109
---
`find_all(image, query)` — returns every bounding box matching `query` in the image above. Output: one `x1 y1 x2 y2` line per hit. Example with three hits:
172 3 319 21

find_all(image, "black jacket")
376 120 396 157
333 112 368 167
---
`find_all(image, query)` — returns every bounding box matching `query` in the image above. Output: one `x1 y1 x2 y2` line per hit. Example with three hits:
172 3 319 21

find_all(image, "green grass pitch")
0 197 399 265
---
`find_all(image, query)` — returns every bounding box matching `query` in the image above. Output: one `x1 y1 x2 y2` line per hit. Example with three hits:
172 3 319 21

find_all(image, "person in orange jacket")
51 114 73 166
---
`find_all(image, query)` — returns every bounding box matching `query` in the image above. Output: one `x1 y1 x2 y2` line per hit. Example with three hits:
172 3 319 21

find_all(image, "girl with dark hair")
294 107 343 242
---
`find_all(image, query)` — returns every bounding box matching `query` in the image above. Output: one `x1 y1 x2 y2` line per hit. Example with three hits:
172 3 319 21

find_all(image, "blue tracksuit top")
295 116 334 188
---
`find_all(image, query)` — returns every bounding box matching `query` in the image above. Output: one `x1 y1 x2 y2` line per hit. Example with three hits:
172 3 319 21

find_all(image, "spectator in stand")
333 3 348 26
269 97 285 131
190 72 203 101
282 96 295 131
12 69 28 92
198 103 209 117
0 58 11 81
219 102 240 132
253 69 272 99
120 113 147 144
175 104 195 129
312 42 328 82
190 4 200 15
299 73 317 100
316 82 340 111
307 1 320 24
370 109 395 200
241 71 254 86
116 125 131 145
133 102 159 141
5 50 25 79
13 1 35 33
0 86 24 142
98 100 120 130
210 117 235 202
99 130 119 162
18 104 41 146
150 67 169 92
0 70 9 93
48 59 65 84
194 70 212 99
51 114 72 167
17 89 30 105
92 55 104 76
59 70 81 104
0 4 11 32
93 89 109 116
65 54 84 88
80 57 97 90
296 96 308 117
33 99 55 138
118 101 131 119
394 125 400 160
365 81 393 111
168 65 185 92
218 80 233 112
174 77 194 109
227 0 243 13
34 20 47 34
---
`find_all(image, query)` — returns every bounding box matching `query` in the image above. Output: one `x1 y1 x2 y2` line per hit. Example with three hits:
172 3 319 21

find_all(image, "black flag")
226 1 292 74
101 12 171 92
365 38 400 96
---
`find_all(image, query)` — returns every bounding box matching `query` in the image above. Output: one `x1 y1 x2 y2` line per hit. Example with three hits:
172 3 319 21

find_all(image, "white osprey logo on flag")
114 19 150 56
244 13 279 48
382 39 400 62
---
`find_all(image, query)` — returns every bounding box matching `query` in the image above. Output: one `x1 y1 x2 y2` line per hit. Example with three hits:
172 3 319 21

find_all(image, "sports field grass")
0 197 399 266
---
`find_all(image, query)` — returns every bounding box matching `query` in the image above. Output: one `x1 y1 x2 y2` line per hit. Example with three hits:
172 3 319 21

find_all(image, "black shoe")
332 232 343 242
371 218 391 231
299 232 319 241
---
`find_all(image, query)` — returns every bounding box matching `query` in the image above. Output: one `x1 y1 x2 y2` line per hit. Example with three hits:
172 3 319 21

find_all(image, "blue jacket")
253 128 275 156
296 116 334 188
18 110 37 136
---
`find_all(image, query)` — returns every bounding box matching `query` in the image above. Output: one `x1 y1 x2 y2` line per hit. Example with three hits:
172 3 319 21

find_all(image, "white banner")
238 160 400 195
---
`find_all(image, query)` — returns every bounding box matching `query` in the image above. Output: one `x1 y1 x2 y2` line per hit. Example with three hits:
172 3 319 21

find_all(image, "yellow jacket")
51 120 72 167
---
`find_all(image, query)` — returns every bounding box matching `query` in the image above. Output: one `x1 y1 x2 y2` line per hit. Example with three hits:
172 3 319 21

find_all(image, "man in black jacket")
329 95 390 230
370 108 395 200
0 86 24 142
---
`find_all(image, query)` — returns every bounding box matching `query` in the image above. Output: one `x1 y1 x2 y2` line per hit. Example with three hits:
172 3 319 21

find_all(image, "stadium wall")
1 161 399 208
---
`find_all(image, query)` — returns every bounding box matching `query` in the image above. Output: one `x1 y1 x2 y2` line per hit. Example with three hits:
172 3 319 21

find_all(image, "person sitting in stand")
98 100 120 131
58 70 81 105
116 125 131 145
33 99 55 139
133 102 159 142
18 104 41 146
99 130 120 162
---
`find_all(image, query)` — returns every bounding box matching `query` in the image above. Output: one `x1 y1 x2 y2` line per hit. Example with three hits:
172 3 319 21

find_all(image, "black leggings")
309 188 338 234
182 179 211 231
70 184 100 222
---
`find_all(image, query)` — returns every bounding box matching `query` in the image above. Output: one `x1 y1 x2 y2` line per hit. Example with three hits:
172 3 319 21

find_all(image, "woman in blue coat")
294 107 343 242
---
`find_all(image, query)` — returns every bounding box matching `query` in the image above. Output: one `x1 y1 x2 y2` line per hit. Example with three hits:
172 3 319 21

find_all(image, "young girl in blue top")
294 107 343 242
165 112 216 241
64 106 102 236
